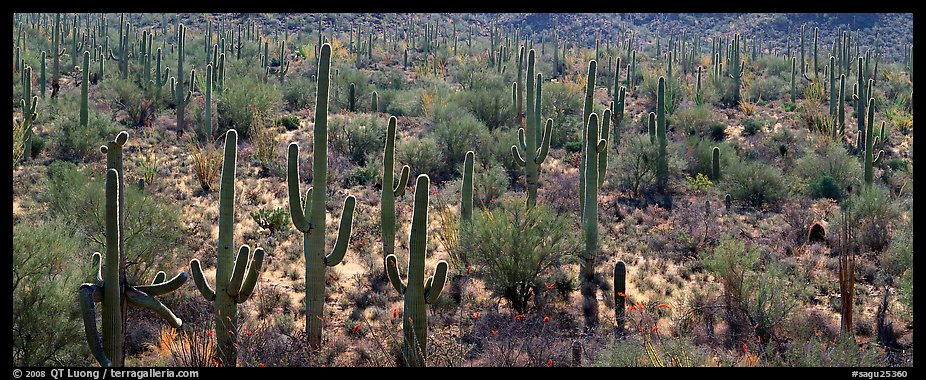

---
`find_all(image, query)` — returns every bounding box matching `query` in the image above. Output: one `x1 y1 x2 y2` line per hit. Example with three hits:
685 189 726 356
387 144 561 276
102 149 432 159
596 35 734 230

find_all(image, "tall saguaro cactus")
381 116 411 263
287 43 357 349
863 98 884 186
78 132 188 367
189 129 265 367
511 49 553 209
170 24 193 133
580 113 608 330
385 174 449 367
579 59 597 214
614 261 626 334
80 51 90 127
656 77 669 192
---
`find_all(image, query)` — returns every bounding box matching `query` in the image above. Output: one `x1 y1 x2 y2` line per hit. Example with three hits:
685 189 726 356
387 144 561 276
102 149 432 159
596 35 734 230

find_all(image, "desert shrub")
52 97 118 161
100 78 156 128
612 133 659 197
846 185 898 252
473 162 509 209
250 207 290 236
484 128 521 178
282 75 316 111
541 81 584 149
593 336 711 367
775 334 881 366
703 236 799 342
453 79 514 129
707 122 727 141
741 118 764 136
329 114 385 166
217 75 282 138
793 142 862 201
431 104 490 175
186 135 223 191
755 55 792 78
13 220 91 366
745 75 787 101
686 137 737 180
722 159 786 209
383 89 422 117
461 197 578 313
279 115 300 130
330 65 371 112
38 161 185 283
669 104 713 136
397 135 444 178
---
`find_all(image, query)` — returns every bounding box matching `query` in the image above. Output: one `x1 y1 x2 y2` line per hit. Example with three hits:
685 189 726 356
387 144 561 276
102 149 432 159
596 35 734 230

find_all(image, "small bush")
329 114 385 166
473 162 509 209
39 161 185 283
13 220 91 366
217 75 282 138
250 207 290 235
432 105 490 175
794 142 862 201
279 115 300 130
669 104 713 136
746 75 787 101
612 133 659 197
397 135 444 178
707 122 727 141
846 185 898 252
52 98 118 161
461 198 578 313
723 159 786 209
741 118 764 136
186 135 223 192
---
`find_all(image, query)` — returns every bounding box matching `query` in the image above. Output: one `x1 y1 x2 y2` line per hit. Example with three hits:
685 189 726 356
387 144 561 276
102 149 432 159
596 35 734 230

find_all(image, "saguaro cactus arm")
134 272 189 296
394 166 410 196
78 283 111 367
124 287 183 328
324 195 356 267
235 248 265 303
535 118 553 164
287 143 312 233
190 259 217 301
385 254 407 294
424 261 449 304
226 245 252 297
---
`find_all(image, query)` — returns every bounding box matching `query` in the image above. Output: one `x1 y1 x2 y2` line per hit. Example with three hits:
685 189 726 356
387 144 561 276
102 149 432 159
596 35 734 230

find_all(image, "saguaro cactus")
711 146 720 181
78 132 188 367
656 77 669 192
614 261 626 334
190 129 265 366
169 24 193 132
80 51 89 127
579 59 597 214
580 113 608 330
511 49 553 209
287 43 357 349
863 98 884 186
381 116 410 263
385 174 449 367
21 66 37 162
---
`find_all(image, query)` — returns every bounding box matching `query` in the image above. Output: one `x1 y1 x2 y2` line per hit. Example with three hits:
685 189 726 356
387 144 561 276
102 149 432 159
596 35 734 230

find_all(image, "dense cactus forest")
12 12 913 367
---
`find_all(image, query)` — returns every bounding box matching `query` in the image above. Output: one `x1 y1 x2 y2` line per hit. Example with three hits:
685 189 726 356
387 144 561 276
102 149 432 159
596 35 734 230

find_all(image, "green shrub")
397 135 444 178
846 185 898 252
707 122 727 141
279 115 300 131
99 78 156 128
723 159 786 208
282 75 316 111
453 80 514 130
217 75 282 138
593 336 711 367
741 118 764 136
13 220 91 366
794 142 862 201
612 133 659 197
250 207 290 235
669 104 713 136
52 98 118 161
432 104 490 175
38 161 185 283
329 114 385 166
746 75 787 101
473 162 509 209
703 236 799 342
687 137 736 179
383 89 422 117
460 197 578 313
541 82 583 149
